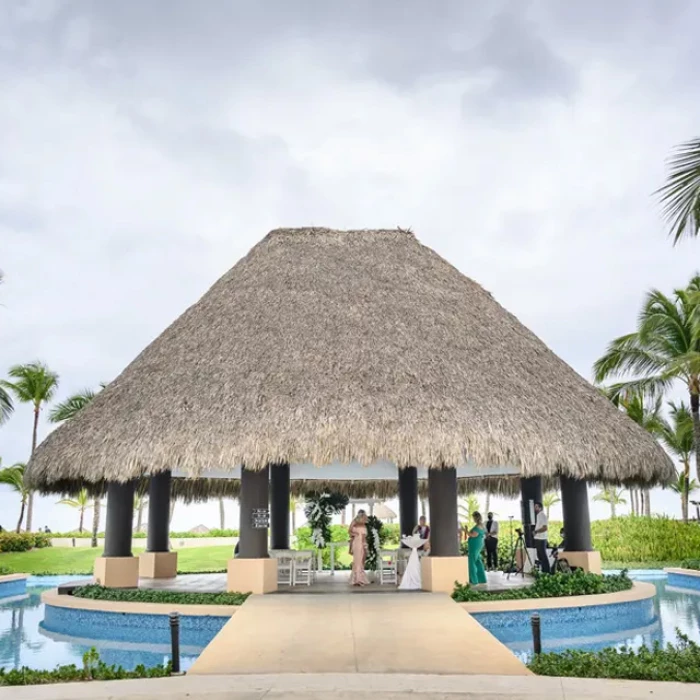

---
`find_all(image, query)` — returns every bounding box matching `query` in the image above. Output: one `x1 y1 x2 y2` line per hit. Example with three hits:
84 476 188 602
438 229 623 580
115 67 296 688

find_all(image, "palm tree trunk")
15 499 26 533
690 391 700 484
420 498 427 518
629 488 635 516
91 499 100 547
136 499 145 532
484 492 491 514
219 497 225 530
25 406 40 532
79 507 84 533
683 459 690 523
169 500 176 525
611 502 616 519
644 488 651 517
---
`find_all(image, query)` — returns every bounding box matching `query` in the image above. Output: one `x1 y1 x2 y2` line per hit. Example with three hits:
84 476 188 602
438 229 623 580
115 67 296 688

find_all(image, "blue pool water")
0 572 698 671
0 576 226 672
475 570 700 661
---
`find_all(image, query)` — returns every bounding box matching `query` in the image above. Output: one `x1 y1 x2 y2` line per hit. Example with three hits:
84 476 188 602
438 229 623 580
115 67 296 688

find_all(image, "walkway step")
189 593 530 676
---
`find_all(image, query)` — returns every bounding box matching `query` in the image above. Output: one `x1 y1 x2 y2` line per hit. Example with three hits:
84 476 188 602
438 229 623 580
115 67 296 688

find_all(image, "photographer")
533 501 550 574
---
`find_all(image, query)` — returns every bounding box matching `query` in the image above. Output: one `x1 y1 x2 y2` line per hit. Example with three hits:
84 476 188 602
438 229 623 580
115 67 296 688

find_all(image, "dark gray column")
269 463 290 550
146 470 171 553
520 476 543 548
239 466 270 558
398 466 418 543
428 467 459 557
103 480 137 557
560 475 593 551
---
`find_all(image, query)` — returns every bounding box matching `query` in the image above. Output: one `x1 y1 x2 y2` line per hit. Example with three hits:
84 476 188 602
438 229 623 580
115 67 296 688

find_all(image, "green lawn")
0 546 236 575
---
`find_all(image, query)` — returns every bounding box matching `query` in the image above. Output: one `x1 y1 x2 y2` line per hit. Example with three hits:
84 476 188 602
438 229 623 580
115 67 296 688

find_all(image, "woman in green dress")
467 511 488 585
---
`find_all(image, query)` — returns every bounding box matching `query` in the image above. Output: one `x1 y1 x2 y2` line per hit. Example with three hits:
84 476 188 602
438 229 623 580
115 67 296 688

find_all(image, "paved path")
189 592 530 675
5 673 699 699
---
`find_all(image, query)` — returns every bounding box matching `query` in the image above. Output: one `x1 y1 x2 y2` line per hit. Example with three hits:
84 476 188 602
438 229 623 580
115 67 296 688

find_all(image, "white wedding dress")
398 534 427 590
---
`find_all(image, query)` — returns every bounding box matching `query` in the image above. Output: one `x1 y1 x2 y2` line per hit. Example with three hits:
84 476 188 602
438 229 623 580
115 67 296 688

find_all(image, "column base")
562 551 602 574
139 551 178 579
227 558 278 594
421 556 468 593
94 557 139 588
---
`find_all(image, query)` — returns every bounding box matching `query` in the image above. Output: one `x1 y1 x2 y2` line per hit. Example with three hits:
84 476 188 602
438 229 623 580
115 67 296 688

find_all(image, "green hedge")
0 532 52 552
529 633 700 683
73 584 249 606
0 647 170 686
452 570 633 602
50 529 240 539
491 517 700 567
682 559 700 570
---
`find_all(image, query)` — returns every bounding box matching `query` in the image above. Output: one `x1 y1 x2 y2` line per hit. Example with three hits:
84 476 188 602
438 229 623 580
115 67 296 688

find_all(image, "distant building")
189 524 210 534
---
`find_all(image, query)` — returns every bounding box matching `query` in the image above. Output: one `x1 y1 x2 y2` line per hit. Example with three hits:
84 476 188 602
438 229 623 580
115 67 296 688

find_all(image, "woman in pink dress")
348 510 370 587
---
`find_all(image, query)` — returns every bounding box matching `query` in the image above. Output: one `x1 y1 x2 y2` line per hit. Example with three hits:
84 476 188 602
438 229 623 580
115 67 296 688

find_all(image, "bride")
348 510 370 587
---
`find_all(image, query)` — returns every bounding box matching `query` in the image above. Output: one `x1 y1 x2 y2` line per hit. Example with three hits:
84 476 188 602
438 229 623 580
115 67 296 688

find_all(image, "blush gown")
349 525 370 586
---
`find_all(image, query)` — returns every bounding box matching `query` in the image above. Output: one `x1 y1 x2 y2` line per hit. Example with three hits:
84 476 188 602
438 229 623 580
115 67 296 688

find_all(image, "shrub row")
49 528 240 539
529 634 700 683
681 559 700 570
452 570 633 603
73 584 249 606
0 532 52 552
490 517 700 567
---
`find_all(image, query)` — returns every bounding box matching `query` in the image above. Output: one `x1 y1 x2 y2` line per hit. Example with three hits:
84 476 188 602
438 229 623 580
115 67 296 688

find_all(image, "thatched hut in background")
25 228 674 592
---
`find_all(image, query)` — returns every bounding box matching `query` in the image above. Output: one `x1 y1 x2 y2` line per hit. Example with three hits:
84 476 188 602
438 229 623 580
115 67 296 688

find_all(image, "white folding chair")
378 550 398 585
396 549 411 578
293 553 313 586
273 553 294 586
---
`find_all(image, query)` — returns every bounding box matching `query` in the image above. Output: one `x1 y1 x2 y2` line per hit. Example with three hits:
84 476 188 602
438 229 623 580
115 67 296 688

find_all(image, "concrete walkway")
189 592 530 676
4 673 698 700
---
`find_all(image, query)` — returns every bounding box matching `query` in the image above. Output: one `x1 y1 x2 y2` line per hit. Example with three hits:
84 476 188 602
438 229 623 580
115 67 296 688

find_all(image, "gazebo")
25 228 674 593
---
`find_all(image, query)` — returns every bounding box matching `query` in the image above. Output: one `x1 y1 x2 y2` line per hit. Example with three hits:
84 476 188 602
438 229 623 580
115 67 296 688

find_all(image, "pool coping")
459 581 655 613
41 589 242 617
0 573 28 584
664 567 700 578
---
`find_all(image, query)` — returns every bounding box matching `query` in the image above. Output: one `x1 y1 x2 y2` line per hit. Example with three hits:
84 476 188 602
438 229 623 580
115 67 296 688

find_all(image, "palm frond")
0 386 13 425
656 138 700 245
49 390 97 423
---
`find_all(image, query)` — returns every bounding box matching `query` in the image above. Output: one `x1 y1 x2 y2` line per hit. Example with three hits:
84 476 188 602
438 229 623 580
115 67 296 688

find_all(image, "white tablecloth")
398 535 427 590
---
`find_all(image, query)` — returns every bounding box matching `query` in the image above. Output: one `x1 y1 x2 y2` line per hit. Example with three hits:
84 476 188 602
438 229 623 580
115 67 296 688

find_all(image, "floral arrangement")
304 492 349 549
365 514 385 571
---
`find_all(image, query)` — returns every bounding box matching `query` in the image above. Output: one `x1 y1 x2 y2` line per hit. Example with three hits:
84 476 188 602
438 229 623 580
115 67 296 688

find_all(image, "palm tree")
594 277 700 484
0 463 30 532
542 491 561 518
593 487 627 518
134 493 148 533
56 489 91 533
656 138 700 244
669 472 699 519
0 386 12 425
48 387 103 546
1 362 59 530
458 494 480 540
658 401 695 521
289 496 299 535
219 497 225 530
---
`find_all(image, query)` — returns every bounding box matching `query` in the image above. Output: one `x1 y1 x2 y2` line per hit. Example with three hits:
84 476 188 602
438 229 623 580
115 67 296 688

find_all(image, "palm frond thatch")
25 228 674 489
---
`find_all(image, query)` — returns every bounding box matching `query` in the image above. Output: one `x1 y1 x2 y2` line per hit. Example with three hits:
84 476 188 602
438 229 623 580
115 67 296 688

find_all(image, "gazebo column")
139 471 177 579
94 480 139 588
228 465 277 594
520 476 543 549
270 463 290 550
421 467 468 592
398 466 418 543
560 476 602 574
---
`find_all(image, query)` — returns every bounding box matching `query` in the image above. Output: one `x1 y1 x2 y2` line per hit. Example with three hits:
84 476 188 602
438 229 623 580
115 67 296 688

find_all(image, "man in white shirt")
533 501 550 574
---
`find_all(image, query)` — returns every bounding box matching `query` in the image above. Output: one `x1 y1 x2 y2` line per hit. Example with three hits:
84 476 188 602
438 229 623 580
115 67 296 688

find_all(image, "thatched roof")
26 227 674 489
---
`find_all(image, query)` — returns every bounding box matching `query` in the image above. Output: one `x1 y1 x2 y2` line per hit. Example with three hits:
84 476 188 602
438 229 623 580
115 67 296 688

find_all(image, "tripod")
506 529 533 579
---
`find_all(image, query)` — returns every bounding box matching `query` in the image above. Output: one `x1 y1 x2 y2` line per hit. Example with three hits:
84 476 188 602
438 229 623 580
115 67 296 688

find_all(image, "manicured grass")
0 546 236 576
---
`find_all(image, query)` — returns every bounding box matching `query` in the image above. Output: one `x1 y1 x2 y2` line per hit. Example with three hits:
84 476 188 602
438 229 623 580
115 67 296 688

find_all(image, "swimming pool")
0 576 227 672
474 570 700 661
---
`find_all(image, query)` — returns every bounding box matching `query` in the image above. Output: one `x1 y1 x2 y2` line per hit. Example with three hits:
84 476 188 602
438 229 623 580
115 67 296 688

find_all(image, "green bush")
50 528 240 539
529 633 700 682
0 647 171 686
295 524 350 568
452 570 633 602
681 559 700 570
493 517 700 567
0 532 52 552
73 584 249 606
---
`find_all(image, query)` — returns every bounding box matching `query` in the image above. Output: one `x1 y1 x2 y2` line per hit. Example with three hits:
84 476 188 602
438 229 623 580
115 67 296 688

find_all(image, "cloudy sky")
1 0 699 531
